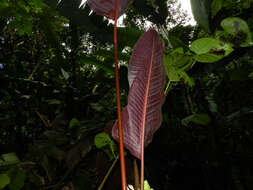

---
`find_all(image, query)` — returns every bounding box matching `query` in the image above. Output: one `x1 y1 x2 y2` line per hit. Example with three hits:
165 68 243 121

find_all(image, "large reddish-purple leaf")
87 0 132 19
112 30 165 159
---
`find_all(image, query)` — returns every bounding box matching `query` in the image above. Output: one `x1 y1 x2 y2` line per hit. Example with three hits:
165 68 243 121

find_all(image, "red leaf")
112 30 165 159
87 0 132 19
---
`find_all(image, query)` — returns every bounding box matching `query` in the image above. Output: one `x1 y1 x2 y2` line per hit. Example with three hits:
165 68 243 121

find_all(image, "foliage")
0 174 10 189
94 132 116 160
0 0 253 190
112 30 165 159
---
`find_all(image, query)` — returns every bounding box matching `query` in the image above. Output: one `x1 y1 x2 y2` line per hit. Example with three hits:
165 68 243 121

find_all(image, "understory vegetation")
0 0 253 189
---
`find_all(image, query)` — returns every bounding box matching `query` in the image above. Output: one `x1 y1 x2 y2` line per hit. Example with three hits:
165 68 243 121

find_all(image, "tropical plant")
0 0 253 190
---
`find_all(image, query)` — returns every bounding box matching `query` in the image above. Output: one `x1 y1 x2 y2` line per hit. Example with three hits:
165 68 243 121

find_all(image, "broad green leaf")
221 17 253 47
0 153 20 167
190 38 221 54
69 118 80 128
190 38 233 63
8 169 26 190
182 113 211 126
0 174 10 189
94 132 116 160
190 0 211 32
94 132 113 149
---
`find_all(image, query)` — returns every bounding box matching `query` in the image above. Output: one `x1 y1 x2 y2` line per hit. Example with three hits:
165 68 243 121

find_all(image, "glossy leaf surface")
112 30 165 159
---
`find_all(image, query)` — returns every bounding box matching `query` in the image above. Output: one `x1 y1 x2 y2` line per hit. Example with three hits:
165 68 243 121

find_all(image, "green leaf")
211 0 223 17
221 17 253 47
138 180 151 190
195 53 223 63
69 118 80 128
190 38 221 54
94 133 113 149
178 70 195 87
164 48 194 87
0 174 10 189
8 169 26 190
144 180 151 190
190 0 211 32
190 38 233 63
0 153 20 167
94 132 116 160
182 113 211 126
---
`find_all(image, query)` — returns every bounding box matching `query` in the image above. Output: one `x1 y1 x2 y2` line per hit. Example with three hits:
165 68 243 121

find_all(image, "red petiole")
113 0 127 190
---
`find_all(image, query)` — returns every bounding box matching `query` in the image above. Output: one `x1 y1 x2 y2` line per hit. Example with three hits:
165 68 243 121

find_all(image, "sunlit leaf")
190 38 221 55
190 38 233 63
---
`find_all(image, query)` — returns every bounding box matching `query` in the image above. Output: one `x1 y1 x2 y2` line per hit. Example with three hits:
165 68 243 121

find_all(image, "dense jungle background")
0 0 253 189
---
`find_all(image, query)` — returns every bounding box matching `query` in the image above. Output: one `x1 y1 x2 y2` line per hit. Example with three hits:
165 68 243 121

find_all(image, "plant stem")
114 1 127 190
133 159 139 190
98 155 119 190
164 80 171 96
